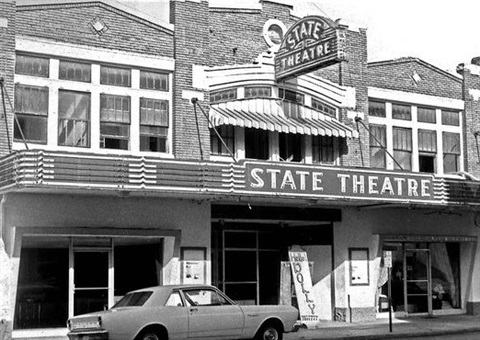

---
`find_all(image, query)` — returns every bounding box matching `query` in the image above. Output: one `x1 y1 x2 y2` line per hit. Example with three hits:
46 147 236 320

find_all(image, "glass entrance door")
70 246 113 317
404 248 432 315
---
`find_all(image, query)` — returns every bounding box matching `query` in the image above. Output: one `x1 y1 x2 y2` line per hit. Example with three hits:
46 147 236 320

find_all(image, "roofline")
368 57 462 82
17 0 174 33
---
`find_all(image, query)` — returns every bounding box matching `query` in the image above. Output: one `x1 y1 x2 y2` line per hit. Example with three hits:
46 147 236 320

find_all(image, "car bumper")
67 330 109 340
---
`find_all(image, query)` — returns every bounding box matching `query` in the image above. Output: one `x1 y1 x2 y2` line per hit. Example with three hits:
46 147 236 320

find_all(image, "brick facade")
0 1 15 158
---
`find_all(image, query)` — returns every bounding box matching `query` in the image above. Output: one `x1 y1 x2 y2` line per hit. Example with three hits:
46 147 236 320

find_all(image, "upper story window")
392 103 411 120
59 60 91 83
443 132 461 173
368 100 386 117
418 129 437 173
311 98 336 117
100 94 131 150
441 110 460 126
312 135 334 164
279 133 303 162
140 71 168 91
244 86 271 99
210 125 235 156
100 65 131 87
14 84 49 144
393 127 412 170
210 89 237 103
245 128 269 160
15 55 49 78
369 124 386 169
417 107 436 123
279 88 304 105
140 98 169 153
58 90 90 147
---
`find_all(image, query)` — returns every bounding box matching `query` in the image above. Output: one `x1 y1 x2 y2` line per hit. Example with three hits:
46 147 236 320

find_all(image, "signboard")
289 247 318 328
275 16 347 81
246 163 435 203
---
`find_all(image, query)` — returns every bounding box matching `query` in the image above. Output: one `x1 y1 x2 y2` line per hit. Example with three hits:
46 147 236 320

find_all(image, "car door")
183 288 244 339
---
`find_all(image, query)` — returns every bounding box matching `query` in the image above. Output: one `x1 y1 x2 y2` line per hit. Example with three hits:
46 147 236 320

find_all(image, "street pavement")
285 314 480 340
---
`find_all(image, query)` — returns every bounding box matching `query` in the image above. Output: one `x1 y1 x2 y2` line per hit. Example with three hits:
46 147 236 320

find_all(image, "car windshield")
113 291 153 307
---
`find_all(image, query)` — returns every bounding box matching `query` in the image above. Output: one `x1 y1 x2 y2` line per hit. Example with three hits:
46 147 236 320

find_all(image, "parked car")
67 284 299 340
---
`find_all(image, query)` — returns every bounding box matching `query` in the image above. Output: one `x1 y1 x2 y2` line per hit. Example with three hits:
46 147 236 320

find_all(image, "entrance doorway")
382 242 461 316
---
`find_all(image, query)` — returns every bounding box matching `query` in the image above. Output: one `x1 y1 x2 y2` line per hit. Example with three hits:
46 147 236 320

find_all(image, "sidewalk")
285 314 480 340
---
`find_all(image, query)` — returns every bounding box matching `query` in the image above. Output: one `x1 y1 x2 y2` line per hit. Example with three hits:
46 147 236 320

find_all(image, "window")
210 125 234 156
443 132 460 173
210 89 237 103
244 86 271 98
139 98 169 152
113 292 153 307
100 94 131 150
312 135 334 164
183 289 228 306
418 129 437 173
393 127 412 170
278 88 304 105
140 71 168 91
311 98 336 117
59 60 91 82
14 85 49 143
279 133 303 162
245 128 269 160
392 103 411 120
15 55 49 77
165 292 183 307
417 107 436 123
442 110 460 126
100 66 131 87
369 124 386 169
368 100 386 117
58 90 90 147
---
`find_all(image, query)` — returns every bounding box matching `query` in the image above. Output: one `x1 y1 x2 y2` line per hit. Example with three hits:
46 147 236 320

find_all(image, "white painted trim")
16 36 175 71
369 87 464 110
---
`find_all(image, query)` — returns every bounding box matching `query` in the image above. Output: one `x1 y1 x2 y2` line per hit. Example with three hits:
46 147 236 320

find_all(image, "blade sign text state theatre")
275 16 347 80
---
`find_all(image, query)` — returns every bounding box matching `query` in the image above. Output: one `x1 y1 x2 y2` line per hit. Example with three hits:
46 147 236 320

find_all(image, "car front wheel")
255 324 283 340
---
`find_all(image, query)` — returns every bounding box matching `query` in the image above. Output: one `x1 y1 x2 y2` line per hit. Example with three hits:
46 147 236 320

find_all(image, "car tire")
254 324 283 340
136 330 162 340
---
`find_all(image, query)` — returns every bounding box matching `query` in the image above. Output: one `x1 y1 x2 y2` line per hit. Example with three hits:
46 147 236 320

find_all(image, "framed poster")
349 248 370 286
181 247 206 284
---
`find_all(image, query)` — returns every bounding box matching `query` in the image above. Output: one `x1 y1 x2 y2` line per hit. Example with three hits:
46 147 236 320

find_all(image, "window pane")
15 85 48 115
140 126 167 152
140 98 168 127
210 89 237 103
394 150 412 170
279 133 303 162
419 155 435 173
312 135 334 164
443 132 460 154
417 107 436 123
245 128 269 160
393 127 412 151
140 71 168 91
59 61 91 82
244 86 271 98
14 114 47 144
15 55 49 77
100 123 129 150
443 154 459 173
210 125 234 156
312 98 336 117
100 94 130 123
371 147 386 169
278 88 304 105
58 91 90 147
418 130 437 152
369 124 386 168
368 101 385 117
442 110 460 126
392 103 411 120
100 66 131 87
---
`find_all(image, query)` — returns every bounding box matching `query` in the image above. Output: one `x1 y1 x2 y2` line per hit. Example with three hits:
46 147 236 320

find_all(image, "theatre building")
0 0 479 339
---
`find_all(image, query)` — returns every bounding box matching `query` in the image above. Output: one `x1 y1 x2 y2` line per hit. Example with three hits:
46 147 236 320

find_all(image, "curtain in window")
140 98 168 127
443 132 460 154
15 85 48 115
100 95 130 123
431 243 459 308
393 128 412 151
418 130 437 152
392 103 411 120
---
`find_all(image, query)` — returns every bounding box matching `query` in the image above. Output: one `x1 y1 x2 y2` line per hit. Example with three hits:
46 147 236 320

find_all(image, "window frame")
139 97 169 153
15 54 49 78
57 89 91 148
14 84 49 144
100 65 131 87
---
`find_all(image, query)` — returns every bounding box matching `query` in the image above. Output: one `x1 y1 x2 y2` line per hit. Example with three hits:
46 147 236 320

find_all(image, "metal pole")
388 267 393 332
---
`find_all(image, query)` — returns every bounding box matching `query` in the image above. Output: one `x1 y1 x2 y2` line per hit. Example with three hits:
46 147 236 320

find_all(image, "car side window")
165 292 184 307
183 289 228 306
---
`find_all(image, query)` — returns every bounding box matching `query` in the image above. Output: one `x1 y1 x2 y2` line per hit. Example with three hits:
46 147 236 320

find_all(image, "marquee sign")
246 163 435 202
275 16 347 80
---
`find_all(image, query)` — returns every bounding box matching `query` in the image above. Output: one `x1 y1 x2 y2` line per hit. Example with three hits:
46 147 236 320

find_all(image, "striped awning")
209 98 359 138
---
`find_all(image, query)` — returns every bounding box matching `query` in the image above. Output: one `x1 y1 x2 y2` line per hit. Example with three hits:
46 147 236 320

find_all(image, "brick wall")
17 3 173 58
170 0 211 160
458 64 480 177
0 1 15 157
367 58 462 100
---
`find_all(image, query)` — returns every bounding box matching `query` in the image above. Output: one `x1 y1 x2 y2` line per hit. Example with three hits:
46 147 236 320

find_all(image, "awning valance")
209 98 359 138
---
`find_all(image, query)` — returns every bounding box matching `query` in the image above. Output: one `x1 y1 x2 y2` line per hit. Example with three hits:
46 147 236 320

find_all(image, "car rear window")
113 291 153 307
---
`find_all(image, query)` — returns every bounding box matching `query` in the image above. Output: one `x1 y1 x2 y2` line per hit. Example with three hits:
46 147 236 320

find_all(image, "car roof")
131 284 217 293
